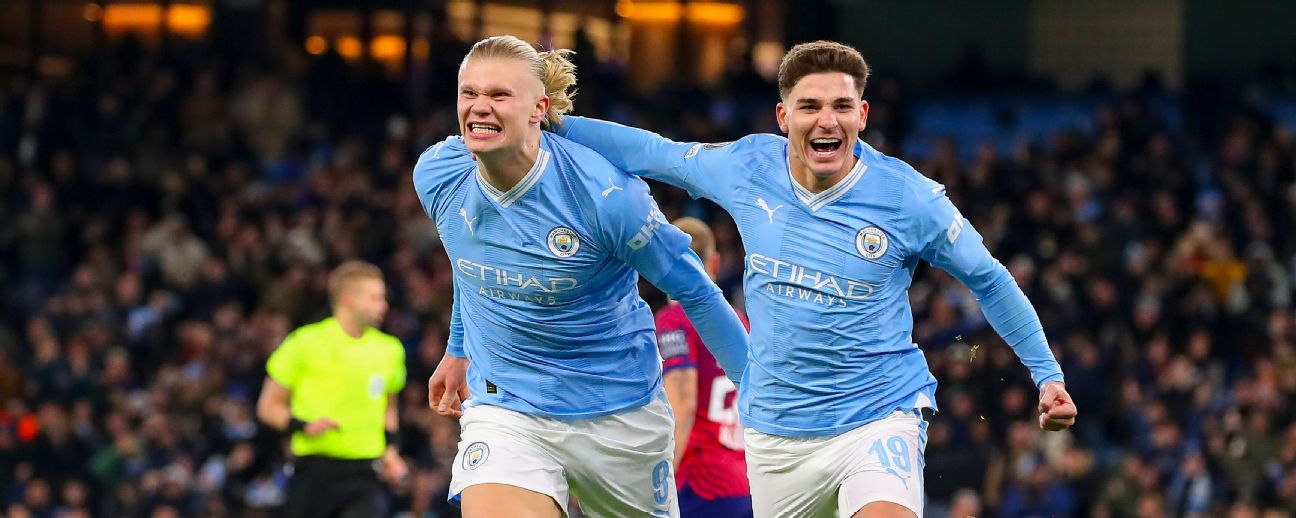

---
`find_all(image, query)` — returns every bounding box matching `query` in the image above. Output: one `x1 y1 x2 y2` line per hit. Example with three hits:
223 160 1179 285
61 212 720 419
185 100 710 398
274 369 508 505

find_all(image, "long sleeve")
554 116 747 205
651 250 749 384
447 283 465 358
916 186 1063 389
413 137 474 358
597 172 749 383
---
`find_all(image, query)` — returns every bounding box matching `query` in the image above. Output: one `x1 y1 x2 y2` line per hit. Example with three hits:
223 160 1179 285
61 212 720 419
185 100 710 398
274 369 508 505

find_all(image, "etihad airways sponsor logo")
456 258 579 306
456 259 579 293
746 253 874 308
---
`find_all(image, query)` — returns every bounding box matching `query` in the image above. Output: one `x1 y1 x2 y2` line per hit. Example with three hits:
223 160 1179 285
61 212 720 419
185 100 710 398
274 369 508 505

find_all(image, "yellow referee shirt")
266 317 406 459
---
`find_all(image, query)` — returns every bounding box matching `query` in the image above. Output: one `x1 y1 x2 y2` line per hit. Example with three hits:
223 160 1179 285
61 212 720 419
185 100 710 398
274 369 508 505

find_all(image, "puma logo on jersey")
459 208 478 235
601 177 623 198
755 197 783 224
885 467 912 489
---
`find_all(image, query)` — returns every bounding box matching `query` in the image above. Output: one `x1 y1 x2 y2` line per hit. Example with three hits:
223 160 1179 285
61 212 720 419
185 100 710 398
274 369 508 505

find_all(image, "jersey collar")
786 149 868 212
476 148 552 208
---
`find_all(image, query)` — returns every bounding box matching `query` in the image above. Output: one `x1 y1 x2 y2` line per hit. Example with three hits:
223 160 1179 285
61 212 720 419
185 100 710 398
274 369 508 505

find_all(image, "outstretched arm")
917 186 1075 429
554 116 745 204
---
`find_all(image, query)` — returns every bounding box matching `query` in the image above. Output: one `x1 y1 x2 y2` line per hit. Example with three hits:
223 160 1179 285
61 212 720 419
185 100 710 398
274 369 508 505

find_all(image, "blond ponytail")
462 35 578 129
539 49 577 128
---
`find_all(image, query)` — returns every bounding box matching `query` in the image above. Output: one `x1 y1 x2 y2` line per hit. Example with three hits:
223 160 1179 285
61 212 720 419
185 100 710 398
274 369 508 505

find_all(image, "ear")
775 102 789 134
707 253 720 278
531 95 550 125
858 100 870 131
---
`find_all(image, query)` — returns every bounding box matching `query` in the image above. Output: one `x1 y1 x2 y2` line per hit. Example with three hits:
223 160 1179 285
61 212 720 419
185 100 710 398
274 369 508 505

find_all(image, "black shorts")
283 456 386 518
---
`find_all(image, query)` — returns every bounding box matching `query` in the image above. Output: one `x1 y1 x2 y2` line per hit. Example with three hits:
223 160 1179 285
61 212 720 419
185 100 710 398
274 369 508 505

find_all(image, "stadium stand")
2 30 1296 518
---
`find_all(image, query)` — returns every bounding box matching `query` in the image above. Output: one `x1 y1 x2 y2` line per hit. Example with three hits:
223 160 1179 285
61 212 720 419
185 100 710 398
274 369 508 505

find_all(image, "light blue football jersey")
556 117 1064 436
412 133 748 420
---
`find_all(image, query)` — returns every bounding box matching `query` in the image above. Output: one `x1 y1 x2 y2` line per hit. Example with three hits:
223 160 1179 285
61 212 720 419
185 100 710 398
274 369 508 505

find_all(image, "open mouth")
809 137 842 157
467 122 501 136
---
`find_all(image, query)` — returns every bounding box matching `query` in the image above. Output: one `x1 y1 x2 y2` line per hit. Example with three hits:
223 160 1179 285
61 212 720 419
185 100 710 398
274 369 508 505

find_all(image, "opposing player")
414 36 749 518
549 41 1078 517
656 217 753 518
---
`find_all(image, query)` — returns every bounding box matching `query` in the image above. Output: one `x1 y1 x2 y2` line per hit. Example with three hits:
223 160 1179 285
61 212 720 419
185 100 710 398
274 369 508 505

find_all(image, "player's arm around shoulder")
551 120 767 207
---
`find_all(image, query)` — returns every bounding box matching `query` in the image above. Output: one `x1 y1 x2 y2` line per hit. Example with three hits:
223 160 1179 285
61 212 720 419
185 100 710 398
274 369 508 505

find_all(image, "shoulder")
683 133 785 164
546 132 656 214
372 331 406 359
544 132 634 188
859 143 947 212
544 132 607 165
412 136 474 192
294 318 332 338
277 319 328 352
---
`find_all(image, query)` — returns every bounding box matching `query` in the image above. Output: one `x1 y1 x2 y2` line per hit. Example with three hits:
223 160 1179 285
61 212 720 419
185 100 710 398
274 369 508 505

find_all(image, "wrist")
385 430 399 450
1038 376 1065 391
287 417 307 433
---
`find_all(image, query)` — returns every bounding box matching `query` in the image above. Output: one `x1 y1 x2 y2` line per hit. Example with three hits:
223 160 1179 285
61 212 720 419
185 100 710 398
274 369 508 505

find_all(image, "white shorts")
744 411 928 518
450 397 679 517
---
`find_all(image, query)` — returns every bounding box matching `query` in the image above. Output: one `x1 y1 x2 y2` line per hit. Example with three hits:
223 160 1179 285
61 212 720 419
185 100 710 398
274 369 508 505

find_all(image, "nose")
816 109 839 129
470 95 491 115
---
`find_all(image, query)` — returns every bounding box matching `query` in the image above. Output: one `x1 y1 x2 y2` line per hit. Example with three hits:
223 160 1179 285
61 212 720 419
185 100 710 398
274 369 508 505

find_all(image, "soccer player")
415 36 748 518
256 261 408 518
656 217 753 518
549 41 1078 518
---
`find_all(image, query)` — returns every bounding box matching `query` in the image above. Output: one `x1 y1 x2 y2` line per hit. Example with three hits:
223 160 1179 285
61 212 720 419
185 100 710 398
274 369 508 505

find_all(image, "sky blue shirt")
555 117 1064 436
413 133 749 419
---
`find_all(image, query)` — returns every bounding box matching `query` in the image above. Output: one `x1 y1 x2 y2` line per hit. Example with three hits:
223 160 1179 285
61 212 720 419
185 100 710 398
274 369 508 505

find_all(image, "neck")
789 158 857 194
476 130 541 192
788 136 861 193
335 312 367 338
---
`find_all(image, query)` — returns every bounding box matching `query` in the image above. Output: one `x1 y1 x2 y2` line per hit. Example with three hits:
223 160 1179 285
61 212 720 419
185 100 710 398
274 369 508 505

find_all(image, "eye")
799 105 816 112
835 104 852 111
461 90 476 98
492 92 510 101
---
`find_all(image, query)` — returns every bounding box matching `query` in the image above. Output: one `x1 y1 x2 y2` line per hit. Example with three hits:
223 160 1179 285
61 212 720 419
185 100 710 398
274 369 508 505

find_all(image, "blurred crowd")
1 22 1295 518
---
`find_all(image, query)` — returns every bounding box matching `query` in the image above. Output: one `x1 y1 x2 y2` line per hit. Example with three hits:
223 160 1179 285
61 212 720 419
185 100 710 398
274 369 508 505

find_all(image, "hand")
303 417 340 436
428 354 471 418
1038 381 1078 431
382 448 409 486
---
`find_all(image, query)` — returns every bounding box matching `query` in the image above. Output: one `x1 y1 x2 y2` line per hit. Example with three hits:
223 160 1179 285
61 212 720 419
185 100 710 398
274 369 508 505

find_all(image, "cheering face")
776 72 869 181
457 57 548 156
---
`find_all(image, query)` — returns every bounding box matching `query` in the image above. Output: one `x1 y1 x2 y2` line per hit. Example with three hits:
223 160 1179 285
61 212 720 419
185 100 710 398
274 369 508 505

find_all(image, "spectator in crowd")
1 27 1295 517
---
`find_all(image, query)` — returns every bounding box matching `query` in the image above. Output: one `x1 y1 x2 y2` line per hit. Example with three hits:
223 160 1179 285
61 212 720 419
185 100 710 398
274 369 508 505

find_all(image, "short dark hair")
777 41 871 99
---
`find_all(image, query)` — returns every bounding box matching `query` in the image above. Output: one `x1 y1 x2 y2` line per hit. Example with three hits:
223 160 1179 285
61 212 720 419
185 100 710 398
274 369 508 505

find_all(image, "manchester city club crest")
856 227 889 260
462 442 490 471
547 227 581 258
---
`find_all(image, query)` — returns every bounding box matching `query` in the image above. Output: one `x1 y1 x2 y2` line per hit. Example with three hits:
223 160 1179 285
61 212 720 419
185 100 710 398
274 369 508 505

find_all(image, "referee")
256 261 408 517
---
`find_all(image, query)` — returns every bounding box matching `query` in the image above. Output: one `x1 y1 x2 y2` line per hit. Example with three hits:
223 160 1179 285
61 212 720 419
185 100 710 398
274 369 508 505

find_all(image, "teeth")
811 138 841 144
469 123 500 134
